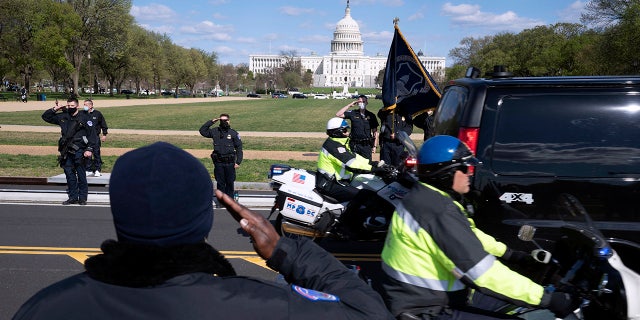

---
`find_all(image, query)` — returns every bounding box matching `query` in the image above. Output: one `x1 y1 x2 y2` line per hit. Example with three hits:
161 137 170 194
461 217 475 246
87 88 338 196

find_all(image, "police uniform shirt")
344 109 378 141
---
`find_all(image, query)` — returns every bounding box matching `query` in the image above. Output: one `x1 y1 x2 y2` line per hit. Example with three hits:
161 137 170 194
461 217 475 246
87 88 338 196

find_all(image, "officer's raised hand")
215 190 280 259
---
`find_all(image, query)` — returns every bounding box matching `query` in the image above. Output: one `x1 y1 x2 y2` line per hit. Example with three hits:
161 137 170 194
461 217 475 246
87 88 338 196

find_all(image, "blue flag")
382 24 441 123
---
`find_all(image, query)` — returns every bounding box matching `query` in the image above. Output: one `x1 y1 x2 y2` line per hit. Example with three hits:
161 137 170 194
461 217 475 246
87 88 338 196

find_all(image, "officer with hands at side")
12 142 394 320
336 94 379 160
379 135 579 320
199 113 243 200
42 97 98 205
83 99 108 177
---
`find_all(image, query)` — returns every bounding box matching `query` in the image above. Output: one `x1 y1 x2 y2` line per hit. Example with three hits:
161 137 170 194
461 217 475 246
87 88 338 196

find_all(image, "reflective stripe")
395 203 420 234
452 254 496 280
320 147 352 180
382 261 465 291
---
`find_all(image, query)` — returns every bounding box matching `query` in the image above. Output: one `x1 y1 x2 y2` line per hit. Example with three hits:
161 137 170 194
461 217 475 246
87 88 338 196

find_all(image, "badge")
337 147 346 153
291 285 339 302
226 134 231 139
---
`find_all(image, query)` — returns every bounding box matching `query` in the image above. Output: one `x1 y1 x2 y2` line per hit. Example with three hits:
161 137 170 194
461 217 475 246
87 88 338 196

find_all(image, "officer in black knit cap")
13 142 393 320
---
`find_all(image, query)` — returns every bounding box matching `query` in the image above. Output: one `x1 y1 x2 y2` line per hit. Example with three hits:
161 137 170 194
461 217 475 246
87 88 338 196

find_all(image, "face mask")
67 107 77 114
83 106 89 111
358 103 365 109
219 121 230 130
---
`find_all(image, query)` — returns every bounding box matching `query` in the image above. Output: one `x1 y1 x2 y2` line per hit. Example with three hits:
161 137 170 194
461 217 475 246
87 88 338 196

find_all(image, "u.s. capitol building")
249 2 445 88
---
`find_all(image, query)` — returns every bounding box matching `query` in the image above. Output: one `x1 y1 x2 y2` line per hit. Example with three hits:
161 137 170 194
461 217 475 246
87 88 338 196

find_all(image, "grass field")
0 97 424 181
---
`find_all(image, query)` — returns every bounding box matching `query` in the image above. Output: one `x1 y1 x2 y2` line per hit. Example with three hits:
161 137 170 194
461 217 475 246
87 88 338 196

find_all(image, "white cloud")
441 2 544 31
130 4 176 22
558 1 586 23
180 20 233 35
280 6 315 16
408 12 424 21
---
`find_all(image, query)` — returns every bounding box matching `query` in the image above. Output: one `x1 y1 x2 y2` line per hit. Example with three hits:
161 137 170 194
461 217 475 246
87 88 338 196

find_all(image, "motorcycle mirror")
518 225 536 242
532 249 552 264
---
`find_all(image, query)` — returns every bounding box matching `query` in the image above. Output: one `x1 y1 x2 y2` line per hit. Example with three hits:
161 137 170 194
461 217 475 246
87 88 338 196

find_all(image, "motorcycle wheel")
274 214 318 242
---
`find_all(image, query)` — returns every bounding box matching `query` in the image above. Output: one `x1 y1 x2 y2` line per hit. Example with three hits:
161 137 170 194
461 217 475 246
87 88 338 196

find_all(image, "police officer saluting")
42 97 98 205
199 113 243 200
336 94 379 160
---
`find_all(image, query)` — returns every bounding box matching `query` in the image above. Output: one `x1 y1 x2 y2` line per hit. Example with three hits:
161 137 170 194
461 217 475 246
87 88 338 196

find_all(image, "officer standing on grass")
42 97 98 205
199 113 243 200
83 99 108 177
335 94 379 160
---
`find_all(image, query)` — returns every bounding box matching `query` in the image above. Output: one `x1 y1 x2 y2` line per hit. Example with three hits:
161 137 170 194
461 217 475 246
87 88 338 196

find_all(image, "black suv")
431 66 640 270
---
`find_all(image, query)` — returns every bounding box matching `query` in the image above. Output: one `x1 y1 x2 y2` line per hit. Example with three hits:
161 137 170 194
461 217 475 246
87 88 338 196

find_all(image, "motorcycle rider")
316 117 390 230
379 135 578 320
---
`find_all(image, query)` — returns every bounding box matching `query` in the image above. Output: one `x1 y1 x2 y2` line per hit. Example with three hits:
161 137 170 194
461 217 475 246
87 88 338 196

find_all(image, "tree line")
0 0 233 96
2 0 638 96
445 0 640 80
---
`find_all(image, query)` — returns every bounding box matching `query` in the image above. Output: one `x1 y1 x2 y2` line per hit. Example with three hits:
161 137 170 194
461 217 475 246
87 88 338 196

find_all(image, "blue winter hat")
109 142 214 246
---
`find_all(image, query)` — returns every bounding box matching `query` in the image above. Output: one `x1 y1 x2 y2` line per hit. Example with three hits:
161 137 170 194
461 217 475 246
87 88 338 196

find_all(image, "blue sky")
130 0 587 67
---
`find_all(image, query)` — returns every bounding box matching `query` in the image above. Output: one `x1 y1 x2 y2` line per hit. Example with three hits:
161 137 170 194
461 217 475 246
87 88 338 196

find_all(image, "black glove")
371 165 387 175
546 291 579 318
503 248 535 265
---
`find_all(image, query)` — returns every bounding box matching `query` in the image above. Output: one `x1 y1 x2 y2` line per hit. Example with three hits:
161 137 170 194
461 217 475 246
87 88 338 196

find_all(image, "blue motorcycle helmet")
417 135 479 185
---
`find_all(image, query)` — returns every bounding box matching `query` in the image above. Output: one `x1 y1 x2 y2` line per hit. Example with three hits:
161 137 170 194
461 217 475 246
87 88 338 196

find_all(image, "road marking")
0 246 381 268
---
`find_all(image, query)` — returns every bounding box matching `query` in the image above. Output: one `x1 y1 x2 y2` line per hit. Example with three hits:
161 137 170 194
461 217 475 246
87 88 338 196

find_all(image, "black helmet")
417 135 479 187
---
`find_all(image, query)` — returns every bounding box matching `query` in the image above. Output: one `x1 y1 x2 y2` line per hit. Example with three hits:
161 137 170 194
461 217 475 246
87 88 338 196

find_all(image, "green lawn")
0 97 424 181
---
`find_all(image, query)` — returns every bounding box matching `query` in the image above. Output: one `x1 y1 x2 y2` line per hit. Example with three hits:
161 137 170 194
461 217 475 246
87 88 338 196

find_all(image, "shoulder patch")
86 120 93 126
291 285 340 302
337 147 347 153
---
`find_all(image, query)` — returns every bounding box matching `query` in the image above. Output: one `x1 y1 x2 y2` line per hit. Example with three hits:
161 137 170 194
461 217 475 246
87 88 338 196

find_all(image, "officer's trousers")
214 162 236 199
380 141 404 167
349 141 372 160
63 150 88 201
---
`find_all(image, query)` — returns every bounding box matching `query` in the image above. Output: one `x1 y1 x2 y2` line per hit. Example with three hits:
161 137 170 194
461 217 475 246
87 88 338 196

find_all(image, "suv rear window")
432 86 469 137
490 93 640 177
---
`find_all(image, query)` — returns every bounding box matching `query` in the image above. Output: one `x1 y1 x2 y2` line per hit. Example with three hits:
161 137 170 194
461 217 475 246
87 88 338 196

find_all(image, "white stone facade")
249 2 445 88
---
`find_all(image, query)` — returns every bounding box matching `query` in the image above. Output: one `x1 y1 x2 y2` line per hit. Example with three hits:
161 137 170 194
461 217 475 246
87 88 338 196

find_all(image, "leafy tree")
66 0 132 95
0 0 72 92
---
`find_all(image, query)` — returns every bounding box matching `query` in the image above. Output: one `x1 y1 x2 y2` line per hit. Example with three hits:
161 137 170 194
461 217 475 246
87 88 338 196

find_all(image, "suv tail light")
458 127 479 174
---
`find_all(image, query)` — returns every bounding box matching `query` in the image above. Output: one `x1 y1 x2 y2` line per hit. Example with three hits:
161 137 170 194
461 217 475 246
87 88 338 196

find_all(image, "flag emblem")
292 173 306 184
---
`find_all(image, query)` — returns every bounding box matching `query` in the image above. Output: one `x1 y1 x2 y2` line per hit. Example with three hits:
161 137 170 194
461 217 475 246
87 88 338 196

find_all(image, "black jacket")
199 120 243 164
42 108 98 153
85 109 108 136
13 238 393 320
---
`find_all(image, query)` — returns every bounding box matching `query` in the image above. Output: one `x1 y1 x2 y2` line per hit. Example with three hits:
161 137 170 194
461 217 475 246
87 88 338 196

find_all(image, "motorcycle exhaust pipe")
281 220 328 238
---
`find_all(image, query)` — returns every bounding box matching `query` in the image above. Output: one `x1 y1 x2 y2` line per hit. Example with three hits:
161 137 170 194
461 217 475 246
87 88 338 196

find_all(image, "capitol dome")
331 1 363 56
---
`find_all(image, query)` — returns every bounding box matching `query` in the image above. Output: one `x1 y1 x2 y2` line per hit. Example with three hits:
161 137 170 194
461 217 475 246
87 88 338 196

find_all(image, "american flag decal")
292 173 306 184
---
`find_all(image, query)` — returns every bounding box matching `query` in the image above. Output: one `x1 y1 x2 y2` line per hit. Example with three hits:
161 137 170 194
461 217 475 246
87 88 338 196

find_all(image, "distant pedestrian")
199 113 243 200
83 99 108 177
20 87 27 103
335 94 379 160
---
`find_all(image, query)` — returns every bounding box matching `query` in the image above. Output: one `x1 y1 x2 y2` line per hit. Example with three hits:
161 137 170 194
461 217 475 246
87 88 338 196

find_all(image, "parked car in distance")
120 89 134 94
292 93 308 99
247 93 261 98
272 92 288 98
313 94 328 99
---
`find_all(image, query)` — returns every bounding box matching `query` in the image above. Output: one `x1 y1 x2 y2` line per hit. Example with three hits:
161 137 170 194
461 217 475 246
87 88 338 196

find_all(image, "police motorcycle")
499 193 640 320
267 131 417 241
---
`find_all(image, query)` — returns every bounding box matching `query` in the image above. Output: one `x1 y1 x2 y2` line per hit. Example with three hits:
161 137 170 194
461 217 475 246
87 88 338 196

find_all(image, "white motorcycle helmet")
326 117 350 138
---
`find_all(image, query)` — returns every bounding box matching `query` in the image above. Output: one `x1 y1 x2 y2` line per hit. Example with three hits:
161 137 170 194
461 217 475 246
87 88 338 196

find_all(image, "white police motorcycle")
267 132 417 241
